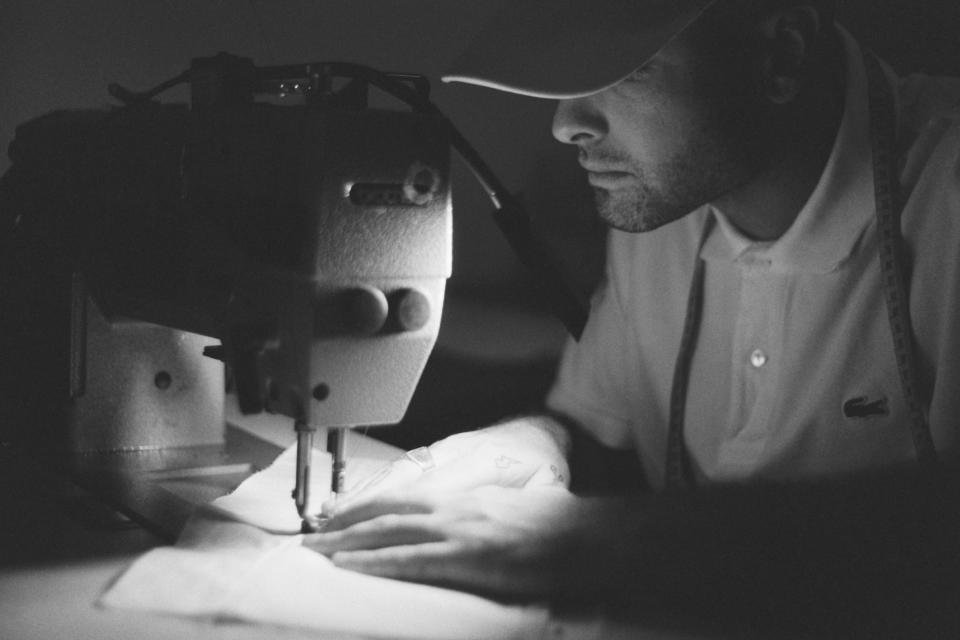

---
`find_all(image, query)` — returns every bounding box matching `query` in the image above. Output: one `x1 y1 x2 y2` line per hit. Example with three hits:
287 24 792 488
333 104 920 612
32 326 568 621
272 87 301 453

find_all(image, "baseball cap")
442 0 718 99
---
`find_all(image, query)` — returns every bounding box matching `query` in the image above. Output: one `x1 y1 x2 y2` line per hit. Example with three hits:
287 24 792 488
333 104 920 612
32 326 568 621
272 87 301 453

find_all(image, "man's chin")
593 188 689 234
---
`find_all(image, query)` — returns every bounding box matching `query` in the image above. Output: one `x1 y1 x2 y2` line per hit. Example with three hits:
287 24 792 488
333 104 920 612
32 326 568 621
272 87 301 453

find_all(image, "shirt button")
750 349 767 368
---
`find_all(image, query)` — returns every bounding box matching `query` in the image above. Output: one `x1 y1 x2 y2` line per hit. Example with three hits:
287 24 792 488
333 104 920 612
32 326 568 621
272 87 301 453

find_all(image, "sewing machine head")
0 53 451 532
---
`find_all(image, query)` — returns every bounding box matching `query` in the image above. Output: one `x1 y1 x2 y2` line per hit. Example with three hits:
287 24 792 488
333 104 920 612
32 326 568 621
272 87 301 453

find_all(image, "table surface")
0 404 397 640
0 397 702 640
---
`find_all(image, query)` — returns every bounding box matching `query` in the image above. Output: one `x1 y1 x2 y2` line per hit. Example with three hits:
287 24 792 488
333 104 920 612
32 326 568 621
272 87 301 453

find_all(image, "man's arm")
307 460 959 639
601 461 960 638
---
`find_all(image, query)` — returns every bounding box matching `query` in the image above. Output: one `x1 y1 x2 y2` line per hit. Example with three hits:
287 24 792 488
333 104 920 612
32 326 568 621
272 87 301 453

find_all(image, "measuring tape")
664 48 938 490
862 52 938 467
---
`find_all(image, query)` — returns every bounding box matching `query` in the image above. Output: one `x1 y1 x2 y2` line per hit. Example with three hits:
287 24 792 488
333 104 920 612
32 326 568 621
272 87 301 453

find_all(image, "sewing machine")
0 53 455 534
0 52 585 537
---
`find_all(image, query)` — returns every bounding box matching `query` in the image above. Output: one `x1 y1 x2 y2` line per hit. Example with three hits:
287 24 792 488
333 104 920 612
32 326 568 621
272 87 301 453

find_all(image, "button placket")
728 255 778 445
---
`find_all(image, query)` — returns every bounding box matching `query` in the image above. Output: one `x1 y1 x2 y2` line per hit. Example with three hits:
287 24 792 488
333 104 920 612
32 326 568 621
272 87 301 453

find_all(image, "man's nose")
552 97 607 145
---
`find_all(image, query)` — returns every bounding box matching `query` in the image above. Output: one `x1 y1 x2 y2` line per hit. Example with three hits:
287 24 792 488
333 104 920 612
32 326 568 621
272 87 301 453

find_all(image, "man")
306 1 959 636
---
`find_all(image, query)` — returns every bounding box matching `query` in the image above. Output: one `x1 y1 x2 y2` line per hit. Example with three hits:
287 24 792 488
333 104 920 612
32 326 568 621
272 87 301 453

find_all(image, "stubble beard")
592 178 691 233
587 127 749 234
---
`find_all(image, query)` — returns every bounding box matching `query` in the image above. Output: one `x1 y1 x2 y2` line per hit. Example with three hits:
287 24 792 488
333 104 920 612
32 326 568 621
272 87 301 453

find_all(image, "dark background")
1 1 958 448
3 1 956 301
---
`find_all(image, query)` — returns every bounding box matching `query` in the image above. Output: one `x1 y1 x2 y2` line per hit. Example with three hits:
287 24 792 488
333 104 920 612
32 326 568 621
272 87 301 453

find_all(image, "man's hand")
305 484 615 600
306 463 960 638
320 415 571 518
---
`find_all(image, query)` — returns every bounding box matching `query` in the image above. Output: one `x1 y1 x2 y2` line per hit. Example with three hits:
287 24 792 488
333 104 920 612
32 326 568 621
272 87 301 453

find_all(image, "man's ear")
759 5 823 105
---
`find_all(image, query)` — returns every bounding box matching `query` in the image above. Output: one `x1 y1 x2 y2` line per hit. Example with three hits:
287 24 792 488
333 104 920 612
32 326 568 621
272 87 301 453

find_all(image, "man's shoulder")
896 72 960 204
897 72 960 156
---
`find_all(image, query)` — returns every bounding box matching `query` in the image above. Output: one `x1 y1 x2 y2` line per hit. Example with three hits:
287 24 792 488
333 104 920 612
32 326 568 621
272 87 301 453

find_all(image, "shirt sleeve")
915 119 960 461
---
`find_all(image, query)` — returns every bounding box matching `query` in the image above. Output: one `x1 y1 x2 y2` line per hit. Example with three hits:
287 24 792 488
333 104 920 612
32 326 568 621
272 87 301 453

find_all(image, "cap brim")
442 0 717 99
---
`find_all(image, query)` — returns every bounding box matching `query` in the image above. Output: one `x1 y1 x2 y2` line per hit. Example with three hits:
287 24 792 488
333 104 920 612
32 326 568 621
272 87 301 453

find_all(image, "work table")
0 301 700 640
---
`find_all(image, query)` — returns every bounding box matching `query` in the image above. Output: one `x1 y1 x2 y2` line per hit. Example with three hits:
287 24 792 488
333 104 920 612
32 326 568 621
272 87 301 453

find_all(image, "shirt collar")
701 27 878 274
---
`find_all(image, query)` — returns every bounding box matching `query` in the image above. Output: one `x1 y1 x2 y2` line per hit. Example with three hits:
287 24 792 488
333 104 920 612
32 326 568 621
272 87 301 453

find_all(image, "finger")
413 461 499 492
349 455 431 494
334 451 543 515
330 541 461 584
332 541 552 599
320 489 437 532
408 450 540 493
304 514 444 555
522 462 570 490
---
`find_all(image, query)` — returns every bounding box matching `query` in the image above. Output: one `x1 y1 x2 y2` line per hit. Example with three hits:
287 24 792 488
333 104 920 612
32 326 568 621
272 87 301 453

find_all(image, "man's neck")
713 36 847 242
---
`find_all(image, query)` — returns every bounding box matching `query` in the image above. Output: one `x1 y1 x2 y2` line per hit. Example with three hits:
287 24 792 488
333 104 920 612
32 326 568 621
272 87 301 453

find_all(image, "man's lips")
586 169 634 188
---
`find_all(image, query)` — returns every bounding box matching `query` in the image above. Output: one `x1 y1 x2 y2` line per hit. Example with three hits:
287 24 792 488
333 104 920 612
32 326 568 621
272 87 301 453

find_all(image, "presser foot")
297 502 325 533
301 517 320 533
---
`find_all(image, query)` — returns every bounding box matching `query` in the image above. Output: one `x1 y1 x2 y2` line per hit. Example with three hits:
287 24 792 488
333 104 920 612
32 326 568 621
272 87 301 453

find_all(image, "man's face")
552 26 763 233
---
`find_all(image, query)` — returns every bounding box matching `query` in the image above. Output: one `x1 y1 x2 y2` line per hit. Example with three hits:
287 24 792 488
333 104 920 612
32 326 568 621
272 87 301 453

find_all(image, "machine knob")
340 285 389 335
392 288 431 332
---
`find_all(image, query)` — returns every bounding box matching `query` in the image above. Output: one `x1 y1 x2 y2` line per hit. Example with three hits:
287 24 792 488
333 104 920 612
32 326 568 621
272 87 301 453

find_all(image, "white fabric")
100 444 552 639
547 29 960 489
205 441 385 535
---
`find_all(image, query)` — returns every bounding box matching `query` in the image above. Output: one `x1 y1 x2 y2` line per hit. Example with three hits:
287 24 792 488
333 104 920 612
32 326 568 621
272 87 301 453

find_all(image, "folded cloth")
99 442 551 640
207 439 391 534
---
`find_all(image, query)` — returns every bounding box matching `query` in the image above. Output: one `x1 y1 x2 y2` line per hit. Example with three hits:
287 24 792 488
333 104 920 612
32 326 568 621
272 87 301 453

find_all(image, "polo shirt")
545 28 960 490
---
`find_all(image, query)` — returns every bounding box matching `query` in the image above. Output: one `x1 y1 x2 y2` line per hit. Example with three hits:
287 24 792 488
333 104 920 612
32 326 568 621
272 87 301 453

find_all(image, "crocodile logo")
843 395 889 419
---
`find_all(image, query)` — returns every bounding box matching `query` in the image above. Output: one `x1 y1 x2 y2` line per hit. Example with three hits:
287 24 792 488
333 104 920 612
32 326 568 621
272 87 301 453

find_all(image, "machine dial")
391 288 431 332
340 285 389 336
